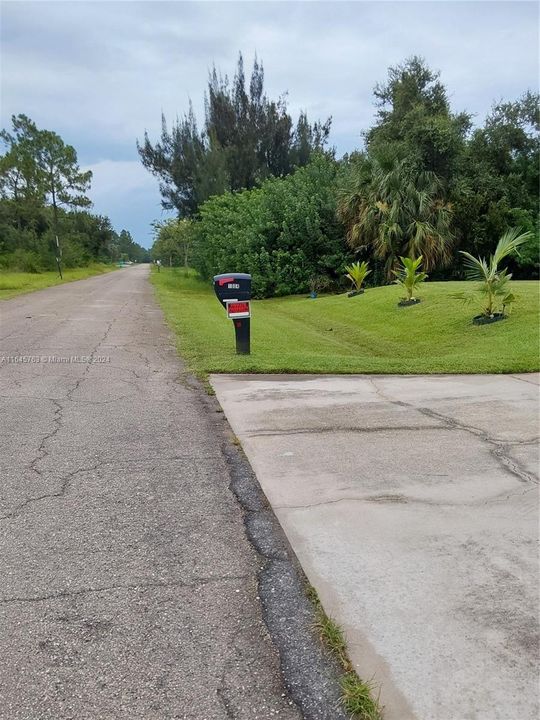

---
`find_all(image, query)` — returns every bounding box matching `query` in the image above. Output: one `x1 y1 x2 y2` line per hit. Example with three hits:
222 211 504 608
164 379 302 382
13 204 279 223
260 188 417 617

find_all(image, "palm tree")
338 160 454 279
392 256 428 302
458 228 532 316
344 260 371 292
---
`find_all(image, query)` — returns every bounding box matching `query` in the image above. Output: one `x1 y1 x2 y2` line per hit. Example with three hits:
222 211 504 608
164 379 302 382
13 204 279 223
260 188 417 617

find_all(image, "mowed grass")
151 267 539 376
0 263 117 300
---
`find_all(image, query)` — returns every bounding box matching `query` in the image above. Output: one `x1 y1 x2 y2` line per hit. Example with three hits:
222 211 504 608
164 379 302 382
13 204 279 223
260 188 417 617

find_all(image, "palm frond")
459 251 489 281
492 228 532 266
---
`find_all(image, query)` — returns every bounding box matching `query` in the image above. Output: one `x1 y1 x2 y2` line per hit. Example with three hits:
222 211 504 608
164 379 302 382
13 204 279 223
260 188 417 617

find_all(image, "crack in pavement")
415 405 538 485
64 300 130 402
0 574 252 605
216 686 236 720
274 484 539 511
1 449 227 520
27 399 64 479
215 610 260 720
3 304 140 516
367 377 539 486
1 461 104 520
246 423 446 437
509 374 540 386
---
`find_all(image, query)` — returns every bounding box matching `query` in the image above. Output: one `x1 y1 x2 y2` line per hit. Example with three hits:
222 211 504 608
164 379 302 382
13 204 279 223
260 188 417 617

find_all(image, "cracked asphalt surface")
0 266 306 720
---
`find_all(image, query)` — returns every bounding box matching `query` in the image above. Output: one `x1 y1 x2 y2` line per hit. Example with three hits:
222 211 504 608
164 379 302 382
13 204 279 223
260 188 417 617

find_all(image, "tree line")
147 55 539 297
0 115 149 273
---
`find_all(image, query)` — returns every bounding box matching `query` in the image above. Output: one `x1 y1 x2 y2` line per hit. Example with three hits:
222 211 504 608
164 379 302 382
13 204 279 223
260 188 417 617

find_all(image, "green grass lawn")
0 263 117 300
151 267 539 376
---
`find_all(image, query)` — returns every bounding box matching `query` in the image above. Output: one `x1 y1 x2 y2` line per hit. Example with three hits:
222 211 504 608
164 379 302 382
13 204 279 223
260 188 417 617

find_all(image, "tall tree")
1 115 92 277
138 105 206 218
138 54 331 217
452 91 539 266
36 129 92 277
0 115 45 230
366 56 470 180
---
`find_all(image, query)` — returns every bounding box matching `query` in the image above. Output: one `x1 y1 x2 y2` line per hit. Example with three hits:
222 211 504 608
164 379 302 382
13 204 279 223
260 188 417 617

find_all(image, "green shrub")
0 248 44 273
192 155 351 297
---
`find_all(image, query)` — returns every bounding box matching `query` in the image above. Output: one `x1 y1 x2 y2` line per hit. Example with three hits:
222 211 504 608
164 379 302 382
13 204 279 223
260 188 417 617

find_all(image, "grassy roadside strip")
151 266 539 376
0 263 118 300
306 584 383 719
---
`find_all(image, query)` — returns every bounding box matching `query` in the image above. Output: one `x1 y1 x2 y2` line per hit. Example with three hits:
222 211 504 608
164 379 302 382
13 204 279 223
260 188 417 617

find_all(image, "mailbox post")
213 273 251 355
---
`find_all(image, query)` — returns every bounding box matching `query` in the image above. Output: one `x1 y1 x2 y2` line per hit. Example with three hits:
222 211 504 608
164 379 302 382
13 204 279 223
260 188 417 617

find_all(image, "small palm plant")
345 261 371 296
455 228 532 321
392 256 427 305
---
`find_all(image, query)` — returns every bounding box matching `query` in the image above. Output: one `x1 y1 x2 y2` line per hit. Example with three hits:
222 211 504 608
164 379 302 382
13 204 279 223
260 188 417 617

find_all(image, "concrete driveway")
211 373 540 720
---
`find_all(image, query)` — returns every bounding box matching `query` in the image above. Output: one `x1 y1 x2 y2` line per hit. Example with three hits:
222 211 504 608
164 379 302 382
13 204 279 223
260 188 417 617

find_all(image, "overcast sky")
1 1 538 248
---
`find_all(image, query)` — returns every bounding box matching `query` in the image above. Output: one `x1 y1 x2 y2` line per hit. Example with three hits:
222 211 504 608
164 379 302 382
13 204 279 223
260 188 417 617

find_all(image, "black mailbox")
213 273 251 307
213 273 252 355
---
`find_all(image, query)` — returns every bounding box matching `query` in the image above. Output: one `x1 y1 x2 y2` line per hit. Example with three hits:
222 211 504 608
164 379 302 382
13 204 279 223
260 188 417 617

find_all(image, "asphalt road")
0 266 304 720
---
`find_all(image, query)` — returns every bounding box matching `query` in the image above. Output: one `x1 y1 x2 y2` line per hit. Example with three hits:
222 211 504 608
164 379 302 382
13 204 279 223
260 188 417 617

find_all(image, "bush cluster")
192 155 351 297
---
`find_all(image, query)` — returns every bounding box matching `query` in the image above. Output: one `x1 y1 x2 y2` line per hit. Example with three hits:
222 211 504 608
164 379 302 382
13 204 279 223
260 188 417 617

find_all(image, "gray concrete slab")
211 373 540 720
0 267 308 719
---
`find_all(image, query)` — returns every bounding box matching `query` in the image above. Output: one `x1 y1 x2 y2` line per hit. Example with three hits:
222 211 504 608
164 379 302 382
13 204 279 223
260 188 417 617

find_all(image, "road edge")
182 371 349 720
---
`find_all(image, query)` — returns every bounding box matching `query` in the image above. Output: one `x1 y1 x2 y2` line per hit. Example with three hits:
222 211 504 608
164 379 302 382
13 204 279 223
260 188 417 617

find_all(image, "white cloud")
83 160 156 199
81 160 173 246
1 0 538 244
